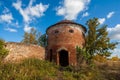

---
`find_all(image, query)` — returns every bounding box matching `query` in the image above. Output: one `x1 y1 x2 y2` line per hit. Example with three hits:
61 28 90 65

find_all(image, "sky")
0 0 120 57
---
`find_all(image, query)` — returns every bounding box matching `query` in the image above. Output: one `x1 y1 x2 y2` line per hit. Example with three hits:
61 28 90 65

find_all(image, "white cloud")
107 24 120 57
13 0 49 23
107 24 120 40
98 18 105 24
98 11 115 25
56 0 91 20
12 0 28 21
107 11 115 19
0 13 13 23
24 24 32 32
82 12 89 17
110 44 120 57
5 27 17 32
29 0 36 7
0 7 19 33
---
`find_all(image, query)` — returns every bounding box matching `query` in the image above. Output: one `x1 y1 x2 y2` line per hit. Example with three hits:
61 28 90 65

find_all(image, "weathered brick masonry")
4 42 45 62
46 20 86 66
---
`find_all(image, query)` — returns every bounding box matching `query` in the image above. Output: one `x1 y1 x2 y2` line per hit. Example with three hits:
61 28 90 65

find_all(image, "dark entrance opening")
59 50 69 67
50 49 52 62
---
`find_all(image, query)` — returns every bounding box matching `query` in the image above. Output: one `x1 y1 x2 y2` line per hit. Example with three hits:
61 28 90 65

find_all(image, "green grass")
0 58 76 80
0 59 58 80
0 58 120 80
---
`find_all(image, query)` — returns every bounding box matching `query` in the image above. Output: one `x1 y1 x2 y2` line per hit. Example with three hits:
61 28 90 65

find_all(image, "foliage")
111 56 119 61
0 39 8 60
76 46 91 65
93 54 107 63
21 28 38 45
29 28 38 44
86 18 117 58
76 18 117 65
37 33 47 47
21 28 47 47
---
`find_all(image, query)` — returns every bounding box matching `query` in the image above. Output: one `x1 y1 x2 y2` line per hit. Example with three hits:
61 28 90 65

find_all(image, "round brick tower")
46 20 86 66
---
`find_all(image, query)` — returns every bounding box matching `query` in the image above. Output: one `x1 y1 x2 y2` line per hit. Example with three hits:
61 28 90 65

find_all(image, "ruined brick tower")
46 20 86 66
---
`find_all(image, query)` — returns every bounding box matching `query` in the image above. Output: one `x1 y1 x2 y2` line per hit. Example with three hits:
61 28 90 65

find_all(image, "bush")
111 56 119 61
0 39 8 60
93 54 107 63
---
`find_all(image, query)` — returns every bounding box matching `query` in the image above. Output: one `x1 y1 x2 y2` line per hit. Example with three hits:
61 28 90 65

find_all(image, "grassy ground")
0 59 76 80
0 58 120 80
96 61 120 80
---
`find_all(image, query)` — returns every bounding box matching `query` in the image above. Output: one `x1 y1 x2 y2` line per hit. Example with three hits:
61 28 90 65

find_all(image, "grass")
0 58 58 80
0 58 120 80
0 58 76 80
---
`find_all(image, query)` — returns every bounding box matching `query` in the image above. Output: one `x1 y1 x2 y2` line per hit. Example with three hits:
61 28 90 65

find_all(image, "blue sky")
0 0 120 57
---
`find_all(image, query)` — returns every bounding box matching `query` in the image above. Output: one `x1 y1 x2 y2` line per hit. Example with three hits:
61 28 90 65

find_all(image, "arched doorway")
59 50 69 67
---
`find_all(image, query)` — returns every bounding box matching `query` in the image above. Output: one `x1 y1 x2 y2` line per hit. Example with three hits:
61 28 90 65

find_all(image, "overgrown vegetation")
21 28 47 47
37 33 47 47
0 58 77 80
86 18 117 56
0 38 119 80
0 39 8 60
74 18 119 80
76 18 117 65
0 59 58 80
0 58 120 80
21 28 38 45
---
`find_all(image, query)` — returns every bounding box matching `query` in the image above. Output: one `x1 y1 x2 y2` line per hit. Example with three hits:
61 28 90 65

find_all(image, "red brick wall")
46 23 85 66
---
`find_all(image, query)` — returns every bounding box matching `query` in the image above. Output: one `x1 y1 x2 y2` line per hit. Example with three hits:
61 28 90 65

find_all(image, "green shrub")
0 39 8 59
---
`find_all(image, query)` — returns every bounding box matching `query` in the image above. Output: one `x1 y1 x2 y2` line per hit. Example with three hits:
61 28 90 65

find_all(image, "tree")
37 34 47 47
76 18 117 64
22 32 29 44
85 18 117 57
0 39 8 59
22 28 47 46
93 54 107 62
22 28 38 45
29 28 38 44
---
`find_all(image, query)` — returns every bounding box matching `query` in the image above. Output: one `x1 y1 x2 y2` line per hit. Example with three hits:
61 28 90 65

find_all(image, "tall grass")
0 58 120 80
0 58 76 80
0 59 58 80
